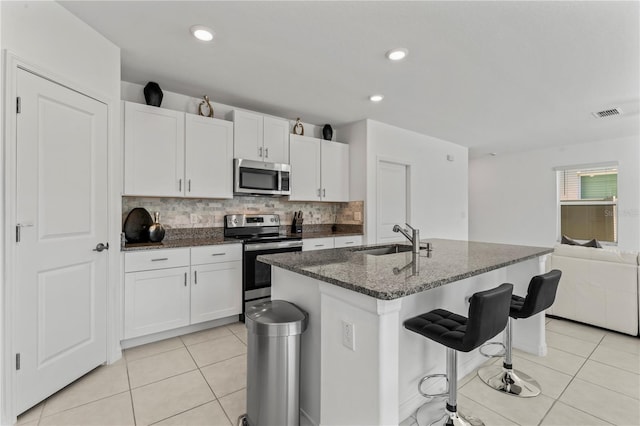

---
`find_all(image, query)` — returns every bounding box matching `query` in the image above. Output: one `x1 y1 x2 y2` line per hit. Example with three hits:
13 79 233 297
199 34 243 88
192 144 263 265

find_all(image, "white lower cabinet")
124 244 242 340
334 235 363 248
302 237 335 251
190 245 242 324
124 266 190 339
303 235 363 251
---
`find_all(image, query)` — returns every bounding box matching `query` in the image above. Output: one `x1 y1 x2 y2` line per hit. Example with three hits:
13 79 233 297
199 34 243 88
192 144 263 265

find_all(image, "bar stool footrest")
478 341 506 358
477 364 541 398
418 373 449 398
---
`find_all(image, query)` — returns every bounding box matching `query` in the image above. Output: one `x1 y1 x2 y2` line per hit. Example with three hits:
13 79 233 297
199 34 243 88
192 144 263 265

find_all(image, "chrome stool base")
477 364 541 398
440 411 484 426
414 399 485 426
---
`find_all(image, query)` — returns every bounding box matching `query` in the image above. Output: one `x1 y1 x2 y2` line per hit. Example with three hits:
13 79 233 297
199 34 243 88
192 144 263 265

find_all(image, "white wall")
2 2 120 98
469 136 640 251
337 120 367 202
357 120 469 243
1 2 120 423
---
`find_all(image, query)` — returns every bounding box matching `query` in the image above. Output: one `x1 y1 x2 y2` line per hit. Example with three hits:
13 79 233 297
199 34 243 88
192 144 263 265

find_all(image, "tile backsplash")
123 196 364 229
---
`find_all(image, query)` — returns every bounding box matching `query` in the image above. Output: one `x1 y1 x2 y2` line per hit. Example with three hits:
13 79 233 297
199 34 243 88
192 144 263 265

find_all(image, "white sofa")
546 244 639 336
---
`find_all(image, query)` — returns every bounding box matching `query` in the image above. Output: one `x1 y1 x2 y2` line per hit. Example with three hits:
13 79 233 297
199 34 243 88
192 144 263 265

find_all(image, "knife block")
291 218 303 234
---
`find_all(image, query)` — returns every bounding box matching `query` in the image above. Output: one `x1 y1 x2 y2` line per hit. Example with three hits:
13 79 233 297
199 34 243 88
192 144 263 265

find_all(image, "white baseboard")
120 315 240 349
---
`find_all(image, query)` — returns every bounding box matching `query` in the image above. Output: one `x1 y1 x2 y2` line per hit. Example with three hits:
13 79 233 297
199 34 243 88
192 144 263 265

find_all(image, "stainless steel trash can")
242 300 308 426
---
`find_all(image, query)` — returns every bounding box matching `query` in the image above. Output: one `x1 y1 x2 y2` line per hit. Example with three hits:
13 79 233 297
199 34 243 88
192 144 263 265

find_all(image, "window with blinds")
557 165 617 243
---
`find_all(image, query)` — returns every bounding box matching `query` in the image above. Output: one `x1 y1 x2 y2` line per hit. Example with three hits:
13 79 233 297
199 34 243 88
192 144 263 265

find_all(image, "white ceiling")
59 1 639 158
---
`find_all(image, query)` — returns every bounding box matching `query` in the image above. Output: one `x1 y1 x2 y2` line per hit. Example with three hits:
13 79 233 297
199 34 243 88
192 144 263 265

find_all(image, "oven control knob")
270 218 275 222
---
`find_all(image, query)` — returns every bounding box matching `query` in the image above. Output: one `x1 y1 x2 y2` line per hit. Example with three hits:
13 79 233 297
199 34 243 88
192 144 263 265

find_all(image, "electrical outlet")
342 320 355 351
190 214 198 224
354 211 362 221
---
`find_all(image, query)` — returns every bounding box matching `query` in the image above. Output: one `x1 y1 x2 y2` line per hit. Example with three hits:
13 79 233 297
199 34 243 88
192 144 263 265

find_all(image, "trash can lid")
246 300 308 336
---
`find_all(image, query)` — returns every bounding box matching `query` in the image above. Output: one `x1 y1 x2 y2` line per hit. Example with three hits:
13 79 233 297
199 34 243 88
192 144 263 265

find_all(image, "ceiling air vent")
592 108 621 118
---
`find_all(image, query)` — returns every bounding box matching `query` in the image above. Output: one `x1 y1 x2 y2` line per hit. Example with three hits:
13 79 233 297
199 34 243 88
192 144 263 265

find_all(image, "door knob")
93 242 109 252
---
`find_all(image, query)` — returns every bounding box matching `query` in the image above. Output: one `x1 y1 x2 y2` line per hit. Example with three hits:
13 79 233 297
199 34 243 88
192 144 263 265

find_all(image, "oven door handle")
244 241 303 251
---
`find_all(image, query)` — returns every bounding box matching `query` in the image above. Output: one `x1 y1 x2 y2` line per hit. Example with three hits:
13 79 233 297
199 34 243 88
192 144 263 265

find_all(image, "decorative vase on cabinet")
322 124 333 141
144 82 163 107
148 212 166 242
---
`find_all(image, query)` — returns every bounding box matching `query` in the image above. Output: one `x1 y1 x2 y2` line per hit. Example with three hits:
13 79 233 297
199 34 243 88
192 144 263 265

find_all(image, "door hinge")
17 97 21 114
16 353 20 370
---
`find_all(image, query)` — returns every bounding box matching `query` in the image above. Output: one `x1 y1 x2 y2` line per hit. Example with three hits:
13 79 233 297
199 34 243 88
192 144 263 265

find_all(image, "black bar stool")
477 270 562 397
404 283 513 426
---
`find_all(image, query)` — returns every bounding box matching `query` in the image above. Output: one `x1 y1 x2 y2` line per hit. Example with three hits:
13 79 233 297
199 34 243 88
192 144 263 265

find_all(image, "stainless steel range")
224 214 302 318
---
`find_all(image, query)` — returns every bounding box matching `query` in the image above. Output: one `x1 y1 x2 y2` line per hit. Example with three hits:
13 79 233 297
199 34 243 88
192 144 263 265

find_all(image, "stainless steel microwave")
234 158 291 196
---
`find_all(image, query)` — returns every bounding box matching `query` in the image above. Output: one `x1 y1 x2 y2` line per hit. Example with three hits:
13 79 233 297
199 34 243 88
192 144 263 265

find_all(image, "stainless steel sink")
356 244 414 256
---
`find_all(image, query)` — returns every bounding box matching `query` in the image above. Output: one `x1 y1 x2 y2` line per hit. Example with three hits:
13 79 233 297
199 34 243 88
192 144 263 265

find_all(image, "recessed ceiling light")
190 25 214 42
386 48 408 61
369 94 384 102
489 152 498 156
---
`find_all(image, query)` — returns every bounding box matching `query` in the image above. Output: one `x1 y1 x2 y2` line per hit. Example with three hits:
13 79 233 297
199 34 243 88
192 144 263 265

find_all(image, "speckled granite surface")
293 224 363 238
258 239 553 300
123 225 364 251
122 227 235 251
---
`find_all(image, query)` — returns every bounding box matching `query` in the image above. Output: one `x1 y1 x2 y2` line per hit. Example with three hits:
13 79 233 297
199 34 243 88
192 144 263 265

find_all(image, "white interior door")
14 69 108 414
377 160 409 243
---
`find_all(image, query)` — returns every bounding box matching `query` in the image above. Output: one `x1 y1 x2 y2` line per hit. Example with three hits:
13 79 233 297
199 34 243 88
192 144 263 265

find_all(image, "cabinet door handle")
194 270 197 284
317 188 321 197
184 272 187 287
314 244 324 247
323 188 326 197
211 252 226 256
151 258 169 262
259 147 263 158
265 147 269 158
345 241 354 245
188 179 191 192
179 179 182 192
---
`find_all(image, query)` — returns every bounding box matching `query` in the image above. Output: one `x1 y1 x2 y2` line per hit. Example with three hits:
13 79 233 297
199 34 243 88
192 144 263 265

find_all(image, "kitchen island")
258 239 553 426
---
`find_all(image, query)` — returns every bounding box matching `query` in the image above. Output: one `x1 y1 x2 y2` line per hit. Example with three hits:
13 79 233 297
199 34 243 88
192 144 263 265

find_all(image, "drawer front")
191 244 242 265
302 237 335 251
334 235 363 248
125 248 190 272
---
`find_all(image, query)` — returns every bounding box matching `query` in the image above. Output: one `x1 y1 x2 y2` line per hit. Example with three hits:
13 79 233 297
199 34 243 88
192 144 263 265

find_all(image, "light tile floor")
17 318 640 426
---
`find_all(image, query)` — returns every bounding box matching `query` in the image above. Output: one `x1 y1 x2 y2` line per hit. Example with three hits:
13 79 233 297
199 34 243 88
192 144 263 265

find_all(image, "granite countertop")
295 230 364 238
258 239 553 300
122 236 240 251
122 225 364 251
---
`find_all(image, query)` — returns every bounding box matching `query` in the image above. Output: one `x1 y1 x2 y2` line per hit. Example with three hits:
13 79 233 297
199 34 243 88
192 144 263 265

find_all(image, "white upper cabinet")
124 101 233 198
321 141 350 202
124 102 185 197
231 110 289 163
185 114 233 198
263 116 290 163
289 135 321 200
289 135 350 202
232 110 263 161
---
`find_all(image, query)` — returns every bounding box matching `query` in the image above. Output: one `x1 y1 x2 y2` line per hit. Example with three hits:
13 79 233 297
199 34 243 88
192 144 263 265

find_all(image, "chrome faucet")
393 223 420 254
